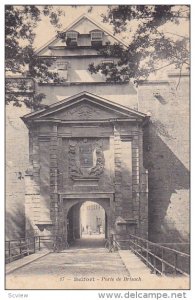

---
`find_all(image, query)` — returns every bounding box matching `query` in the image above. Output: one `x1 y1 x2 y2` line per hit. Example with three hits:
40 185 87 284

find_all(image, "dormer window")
66 31 78 47
91 31 103 41
90 30 103 47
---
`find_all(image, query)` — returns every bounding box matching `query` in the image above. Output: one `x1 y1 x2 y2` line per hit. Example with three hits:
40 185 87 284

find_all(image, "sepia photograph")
5 4 190 291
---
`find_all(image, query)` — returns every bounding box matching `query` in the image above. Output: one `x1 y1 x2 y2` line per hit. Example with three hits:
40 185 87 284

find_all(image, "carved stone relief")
68 138 105 179
59 103 119 120
68 142 83 178
63 104 99 119
89 147 105 176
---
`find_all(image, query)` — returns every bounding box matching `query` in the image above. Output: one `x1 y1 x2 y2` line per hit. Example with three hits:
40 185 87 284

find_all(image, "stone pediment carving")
47 101 124 121
70 103 96 119
21 92 147 124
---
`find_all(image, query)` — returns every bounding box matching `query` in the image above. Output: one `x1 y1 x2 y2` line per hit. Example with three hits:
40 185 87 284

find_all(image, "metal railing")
5 235 64 264
5 235 71 263
5 236 41 264
117 234 190 276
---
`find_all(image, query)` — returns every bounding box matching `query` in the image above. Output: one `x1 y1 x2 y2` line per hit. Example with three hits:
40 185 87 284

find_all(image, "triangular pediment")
36 14 128 56
42 101 128 121
22 92 147 124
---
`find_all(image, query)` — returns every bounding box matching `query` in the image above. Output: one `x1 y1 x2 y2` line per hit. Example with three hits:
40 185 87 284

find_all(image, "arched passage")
80 201 106 238
65 198 110 246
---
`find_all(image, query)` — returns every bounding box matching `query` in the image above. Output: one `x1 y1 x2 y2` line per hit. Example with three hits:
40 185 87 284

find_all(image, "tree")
88 5 190 85
5 5 190 109
5 5 64 109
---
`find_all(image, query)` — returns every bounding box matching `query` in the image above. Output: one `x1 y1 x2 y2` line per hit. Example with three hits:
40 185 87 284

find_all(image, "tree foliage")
89 5 190 84
5 5 190 109
5 5 64 109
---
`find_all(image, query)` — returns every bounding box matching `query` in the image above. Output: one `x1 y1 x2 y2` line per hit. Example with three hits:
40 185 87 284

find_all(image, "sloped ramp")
119 250 157 278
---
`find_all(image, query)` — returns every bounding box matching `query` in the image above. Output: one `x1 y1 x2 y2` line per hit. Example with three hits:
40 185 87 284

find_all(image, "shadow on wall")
143 123 190 243
6 209 25 240
6 205 41 241
6 207 55 256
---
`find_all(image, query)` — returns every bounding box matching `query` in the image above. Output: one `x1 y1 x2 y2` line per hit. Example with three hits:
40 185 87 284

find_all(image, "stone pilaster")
32 128 40 184
131 127 148 238
49 124 59 237
138 128 148 238
139 169 148 238
113 124 123 217
132 132 140 232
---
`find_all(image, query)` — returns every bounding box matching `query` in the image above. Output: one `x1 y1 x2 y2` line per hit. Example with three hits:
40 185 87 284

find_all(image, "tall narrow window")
56 60 69 81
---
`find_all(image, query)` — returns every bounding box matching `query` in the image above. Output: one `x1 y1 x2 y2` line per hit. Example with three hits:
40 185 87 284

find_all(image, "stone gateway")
22 92 149 245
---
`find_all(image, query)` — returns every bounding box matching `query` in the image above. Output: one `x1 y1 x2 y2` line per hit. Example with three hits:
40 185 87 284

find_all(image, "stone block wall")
139 74 190 243
113 123 148 238
36 82 138 109
6 104 30 239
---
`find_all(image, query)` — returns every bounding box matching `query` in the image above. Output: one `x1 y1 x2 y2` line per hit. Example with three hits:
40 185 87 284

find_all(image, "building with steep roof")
6 14 189 248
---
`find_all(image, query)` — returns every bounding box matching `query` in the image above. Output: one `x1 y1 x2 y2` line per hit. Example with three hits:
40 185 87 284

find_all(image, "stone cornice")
32 118 142 125
38 81 129 86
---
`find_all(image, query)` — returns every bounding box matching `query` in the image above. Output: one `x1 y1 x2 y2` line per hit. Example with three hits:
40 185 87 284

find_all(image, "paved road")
9 237 128 277
6 236 189 289
6 237 130 289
